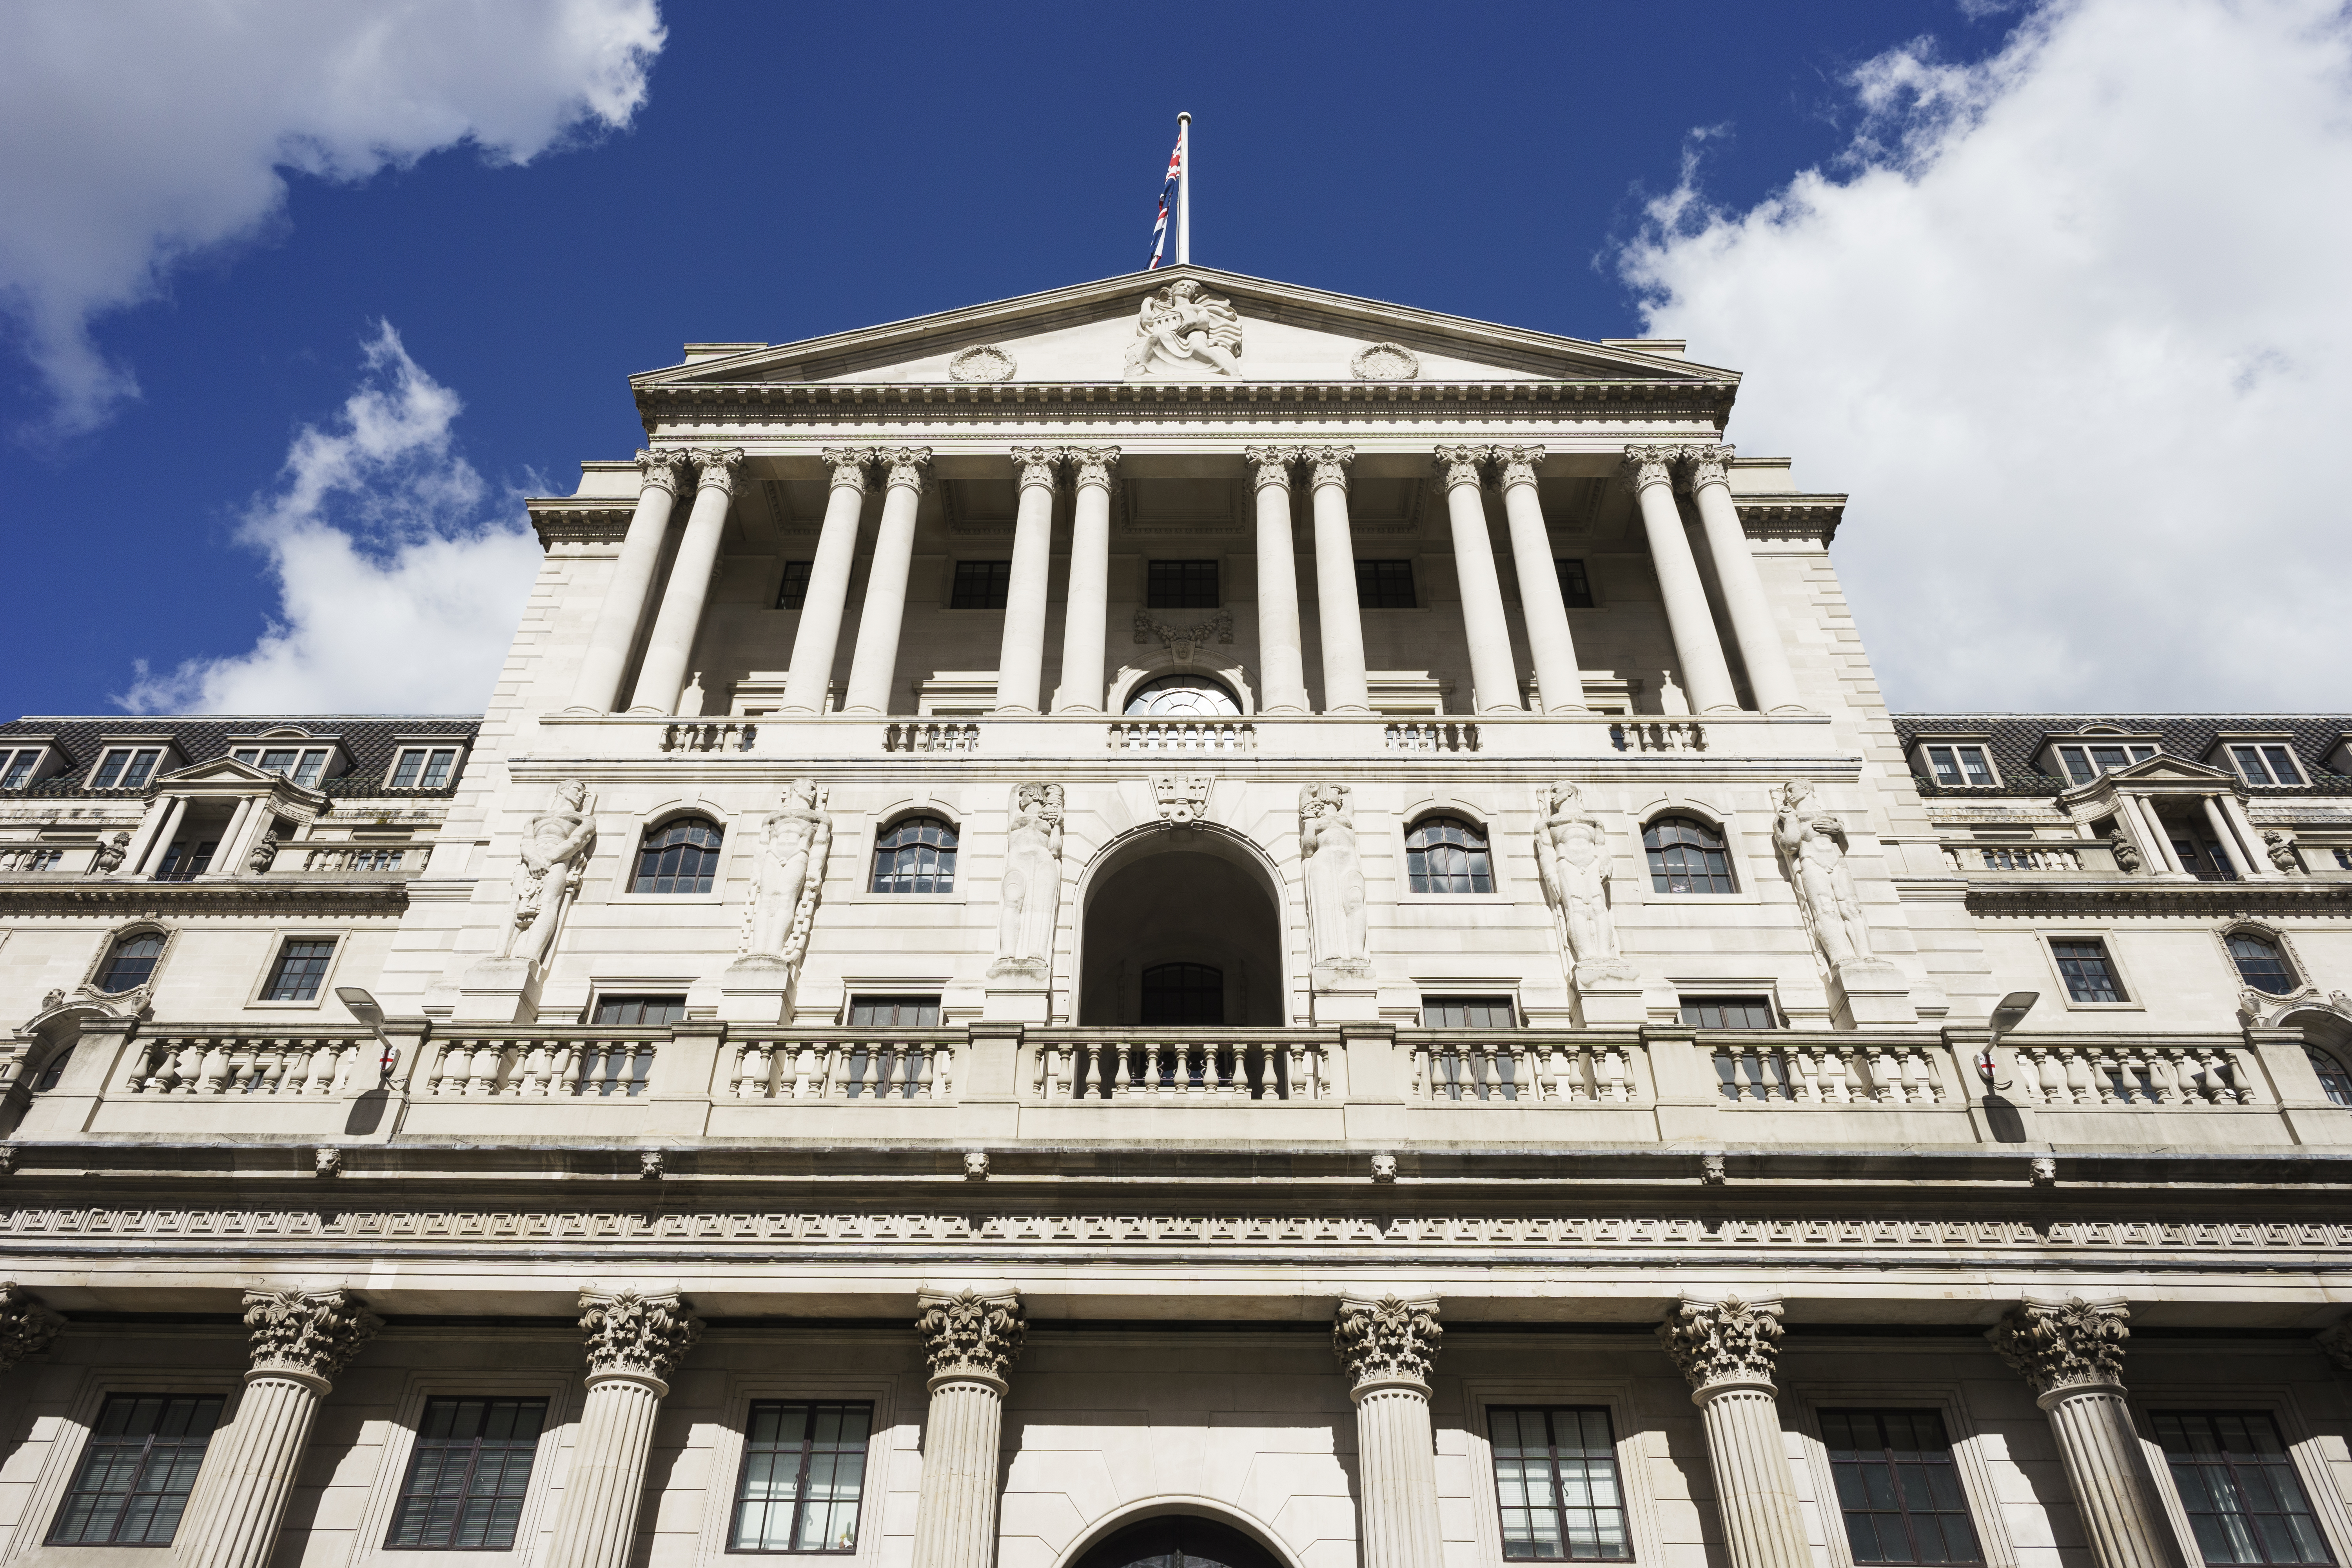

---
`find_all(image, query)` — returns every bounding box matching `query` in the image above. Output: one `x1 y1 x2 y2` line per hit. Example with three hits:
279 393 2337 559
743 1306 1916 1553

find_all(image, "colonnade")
568 439 1806 720
2104 784 2282 879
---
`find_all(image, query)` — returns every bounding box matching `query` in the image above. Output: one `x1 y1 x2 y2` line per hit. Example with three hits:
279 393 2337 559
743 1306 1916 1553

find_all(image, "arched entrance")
1072 1517 1285 1568
1077 827 1286 1027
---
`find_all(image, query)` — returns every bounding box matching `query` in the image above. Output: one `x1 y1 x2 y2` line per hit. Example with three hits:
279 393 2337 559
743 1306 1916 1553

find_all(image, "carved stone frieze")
1133 610 1233 659
0 1281 65 1370
1987 1296 2130 1395
1152 775 1212 824
579 1286 703 1382
691 447 746 495
1334 1294 1442 1390
1657 1295 1783 1391
915 1287 1025 1381
242 1287 381 1382
948 345 1017 383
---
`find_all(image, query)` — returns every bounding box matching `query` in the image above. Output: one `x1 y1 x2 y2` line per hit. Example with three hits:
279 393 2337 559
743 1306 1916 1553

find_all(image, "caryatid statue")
989 783 1065 980
744 780 832 966
499 780 597 969
1299 783 1370 980
1773 780 1876 969
1534 781 1628 977
1123 278 1243 379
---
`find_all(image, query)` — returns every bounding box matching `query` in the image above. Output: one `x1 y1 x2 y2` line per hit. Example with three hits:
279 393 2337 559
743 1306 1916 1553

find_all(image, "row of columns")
2109 788 2281 878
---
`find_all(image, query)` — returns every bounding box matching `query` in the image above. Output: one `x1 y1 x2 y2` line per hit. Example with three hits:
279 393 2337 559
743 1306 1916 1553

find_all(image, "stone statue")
989 783 1063 980
2264 830 2302 875
743 780 831 964
1300 784 1369 980
1534 782 1628 976
1124 279 1243 379
246 830 280 874
2107 831 2143 873
498 780 596 969
91 831 130 874
1773 780 1875 969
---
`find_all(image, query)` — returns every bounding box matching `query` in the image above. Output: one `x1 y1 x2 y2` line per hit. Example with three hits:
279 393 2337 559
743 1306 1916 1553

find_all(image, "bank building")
2 265 2350 1568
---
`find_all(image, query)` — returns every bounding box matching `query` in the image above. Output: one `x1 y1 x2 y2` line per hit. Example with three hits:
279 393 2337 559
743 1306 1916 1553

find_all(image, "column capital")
1490 444 1546 492
1243 445 1300 491
2316 1319 2352 1373
1988 1296 2131 1398
1065 446 1121 492
1682 443 1735 492
1658 1294 1783 1394
1622 443 1682 495
1334 1294 1442 1393
0 1282 65 1371
635 448 690 497
1010 446 1061 492
1432 444 1490 491
875 446 933 494
691 447 747 496
241 1287 381 1384
1303 445 1355 492
820 448 871 494
915 1287 1026 1382
578 1287 703 1383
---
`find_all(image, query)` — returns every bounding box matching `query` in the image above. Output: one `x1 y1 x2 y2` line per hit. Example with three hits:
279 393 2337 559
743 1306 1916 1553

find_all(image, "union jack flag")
1147 130 1183 269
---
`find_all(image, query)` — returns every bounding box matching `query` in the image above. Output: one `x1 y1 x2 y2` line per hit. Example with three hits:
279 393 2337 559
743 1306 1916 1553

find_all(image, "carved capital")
875 446 933 494
1333 1294 1442 1392
1492 444 1546 492
1243 445 1299 492
242 1288 381 1383
1303 445 1354 492
579 1287 703 1383
1987 1296 2130 1397
1010 446 1061 493
636 448 689 497
820 448 870 495
915 1288 1025 1382
1066 446 1121 492
1621 443 1681 495
0 1282 65 1370
1432 443 1490 491
691 447 746 496
1682 443 1735 492
1657 1295 1782 1392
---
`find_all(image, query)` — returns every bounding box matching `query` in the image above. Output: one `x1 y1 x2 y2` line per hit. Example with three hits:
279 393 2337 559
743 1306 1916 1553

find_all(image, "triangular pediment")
152 757 327 802
634 267 1733 389
2105 755 2236 784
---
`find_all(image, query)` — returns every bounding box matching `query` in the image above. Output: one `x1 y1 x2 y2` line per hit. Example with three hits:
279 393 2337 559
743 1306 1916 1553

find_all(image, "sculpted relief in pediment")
1123 279 1244 381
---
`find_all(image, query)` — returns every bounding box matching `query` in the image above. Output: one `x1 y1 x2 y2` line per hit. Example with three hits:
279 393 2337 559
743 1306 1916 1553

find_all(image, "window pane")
1 750 35 788
48 1394 223 1547
391 750 425 788
2261 746 2299 784
2057 748 2095 785
94 750 128 788
2156 1412 2333 1567
1926 747 1962 786
1555 558 1594 608
1957 748 1994 786
421 749 457 788
776 559 813 611
2306 1049 2352 1107
2229 935 2296 995
1141 964 1223 1027
264 939 337 1002
2051 940 2123 1003
732 1401 871 1554
950 559 1011 610
1488 1408 1630 1562
260 749 298 775
847 995 940 1027
633 817 723 894
871 816 956 894
1681 996 1775 1029
1406 816 1493 894
1820 1409 1982 1567
1424 996 1516 1028
592 994 687 1027
385 1396 546 1551
100 933 165 993
293 751 326 787
124 750 162 788
1644 816 1736 894
1356 559 1416 608
1147 559 1219 610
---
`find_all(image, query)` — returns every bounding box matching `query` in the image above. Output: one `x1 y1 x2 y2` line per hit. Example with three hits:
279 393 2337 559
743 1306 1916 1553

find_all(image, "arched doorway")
1072 1517 1284 1568
1077 827 1285 1027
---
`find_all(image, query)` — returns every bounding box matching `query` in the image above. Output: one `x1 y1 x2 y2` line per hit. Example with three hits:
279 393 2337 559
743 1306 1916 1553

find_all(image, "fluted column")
780 449 872 714
1334 1295 1445 1568
626 447 744 714
1305 446 1369 713
910 1289 1026 1568
1491 445 1587 713
1684 445 1802 712
544 1288 704 1568
1657 1296 1809 1568
1623 445 1739 713
0 1282 65 1374
842 448 933 715
1246 446 1310 714
1434 446 1523 713
176 1289 381 1568
993 448 1061 714
1050 448 1119 713
572 448 688 713
1989 1298 2191 1568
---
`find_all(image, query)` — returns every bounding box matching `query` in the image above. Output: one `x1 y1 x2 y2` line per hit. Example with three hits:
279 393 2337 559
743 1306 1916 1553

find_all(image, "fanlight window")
2306 1048 2352 1107
871 816 956 894
1124 674 1240 718
98 932 164 993
1645 816 1736 894
2228 934 2296 995
1406 816 1493 894
633 817 723 894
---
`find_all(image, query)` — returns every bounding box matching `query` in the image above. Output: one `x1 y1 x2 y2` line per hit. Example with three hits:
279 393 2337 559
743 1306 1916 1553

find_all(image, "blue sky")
5 0 2348 717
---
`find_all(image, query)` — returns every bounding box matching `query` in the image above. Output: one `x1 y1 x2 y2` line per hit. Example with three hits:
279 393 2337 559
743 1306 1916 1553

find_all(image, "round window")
1124 674 1241 717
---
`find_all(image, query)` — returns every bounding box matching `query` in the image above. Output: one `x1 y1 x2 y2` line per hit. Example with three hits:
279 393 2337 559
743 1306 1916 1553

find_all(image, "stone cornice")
1960 880 2352 916
527 499 635 547
1734 495 1846 543
0 879 409 916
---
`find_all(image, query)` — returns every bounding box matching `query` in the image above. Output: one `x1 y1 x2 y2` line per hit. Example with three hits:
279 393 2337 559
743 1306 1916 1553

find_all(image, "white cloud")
118 323 541 715
0 0 664 433
1618 0 2352 713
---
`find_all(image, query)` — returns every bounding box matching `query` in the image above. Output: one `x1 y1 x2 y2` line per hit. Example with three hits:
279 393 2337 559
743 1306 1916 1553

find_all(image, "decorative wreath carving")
1350 342 1420 381
948 345 1017 383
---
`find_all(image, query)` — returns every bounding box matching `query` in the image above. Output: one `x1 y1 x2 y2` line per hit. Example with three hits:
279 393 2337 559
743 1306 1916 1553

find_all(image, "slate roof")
0 715 480 801
1892 714 2352 799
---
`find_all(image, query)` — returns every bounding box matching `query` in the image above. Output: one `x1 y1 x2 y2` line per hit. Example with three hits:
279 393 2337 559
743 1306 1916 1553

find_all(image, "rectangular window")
949 559 1011 610
2229 745 2304 787
2051 938 2125 1002
392 746 461 789
154 839 218 881
263 939 337 1002
47 1393 224 1546
1555 558 1595 609
776 560 813 611
2154 1411 2336 1567
232 748 258 766
292 749 327 787
1 748 40 788
1147 559 1220 610
730 1401 872 1553
385 1396 548 1552
2055 744 2156 784
847 995 940 1027
1488 1406 1630 1561
260 748 298 775
1356 559 1417 608
94 748 163 789
1681 995 1777 1029
1820 1408 1984 1565
592 994 687 1027
1921 745 1995 788
1423 996 1517 1029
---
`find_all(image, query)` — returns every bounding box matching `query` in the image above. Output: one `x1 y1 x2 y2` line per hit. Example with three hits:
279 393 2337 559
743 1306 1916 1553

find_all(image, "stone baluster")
1988 1297 2191 1568
1304 446 1370 713
1490 444 1588 713
1432 445 1524 712
910 1289 1026 1568
544 1288 704 1568
1657 1295 1809 1568
0 1282 65 1374
1245 445 1311 713
572 449 689 713
842 447 934 714
1333 1295 1445 1568
626 448 744 714
993 448 1062 714
1622 445 1739 713
781 449 873 714
176 1289 381 1568
1682 445 1802 713
1051 447 1120 713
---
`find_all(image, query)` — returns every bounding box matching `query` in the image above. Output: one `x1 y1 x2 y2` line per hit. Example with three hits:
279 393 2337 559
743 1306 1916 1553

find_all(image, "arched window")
633 817 722 894
1124 674 1241 717
872 815 956 893
1141 963 1223 1027
1645 816 1736 894
33 1045 75 1092
1406 815 1492 894
97 931 164 992
2307 1047 2352 1107
2228 933 2296 995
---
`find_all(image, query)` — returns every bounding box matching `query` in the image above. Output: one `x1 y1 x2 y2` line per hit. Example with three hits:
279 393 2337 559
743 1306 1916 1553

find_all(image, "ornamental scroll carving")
1657 1295 1783 1391
499 780 596 969
875 447 933 494
637 447 689 497
1124 279 1243 379
579 1287 704 1383
691 447 746 497
1621 443 1681 495
1987 1296 2131 1395
1333 1294 1443 1391
243 1287 382 1382
0 1282 65 1370
821 448 871 496
1243 445 1299 490
915 1288 1026 1381
1133 609 1234 660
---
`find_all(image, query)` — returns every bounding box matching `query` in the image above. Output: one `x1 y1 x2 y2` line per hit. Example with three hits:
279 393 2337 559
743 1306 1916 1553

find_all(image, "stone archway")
1076 826 1287 1026
1071 1517 1286 1568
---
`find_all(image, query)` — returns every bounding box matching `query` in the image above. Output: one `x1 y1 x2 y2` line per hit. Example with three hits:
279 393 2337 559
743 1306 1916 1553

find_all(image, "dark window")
392 750 424 788
1407 815 1493 894
1820 1408 1984 1565
776 560 814 611
1645 816 1736 894
1922 746 1995 788
292 750 327 788
392 748 460 789
1424 996 1517 1029
2306 1048 2352 1107
2154 1411 2335 1567
154 838 218 882
263 939 336 1002
871 815 956 893
730 1401 872 1553
592 994 687 1027
94 748 162 790
47 1393 223 1546
2229 934 2296 995
2056 743 2156 784
1683 995 1777 1029
1147 559 1220 610
949 560 1010 610
634 817 723 894
1488 1406 1629 1561
1 749 38 788
2051 938 2124 1003
2229 745 2303 787
33 1044 74 1092
1141 963 1223 1027
1124 673 1242 717
98 933 165 993
2175 838 2240 882
385 1397 548 1552
847 996 940 1027
1356 559 1416 608
1554 558 1594 609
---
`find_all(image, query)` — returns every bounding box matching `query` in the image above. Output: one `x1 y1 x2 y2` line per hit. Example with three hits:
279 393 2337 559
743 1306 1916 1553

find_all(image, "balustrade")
0 847 66 872
730 1034 958 1100
1029 1034 1331 1101
1407 1035 1641 1103
1941 841 2087 872
1383 721 1479 753
119 1034 361 1096
1107 719 1256 754
301 846 407 873
415 1035 657 1098
883 721 980 754
1711 1041 1954 1104
1612 720 1706 753
661 721 754 753
2011 1042 2256 1106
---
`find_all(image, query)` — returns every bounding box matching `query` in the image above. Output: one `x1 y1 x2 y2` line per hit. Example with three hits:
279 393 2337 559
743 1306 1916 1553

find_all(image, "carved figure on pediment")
1535 782 1629 978
91 831 130 874
499 780 596 969
1774 780 1875 969
744 780 831 969
989 783 1063 980
1300 784 1369 980
2264 830 2303 875
1124 279 1243 379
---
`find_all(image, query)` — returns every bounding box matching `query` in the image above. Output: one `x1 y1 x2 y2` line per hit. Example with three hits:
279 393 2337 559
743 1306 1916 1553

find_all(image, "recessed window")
2306 1048 2352 1107
33 1044 74 1092
1141 963 1223 1026
2153 1411 2335 1567
776 560 813 611
154 837 218 881
390 747 459 789
98 932 165 992
1423 996 1517 1028
1488 1406 1629 1561
2054 743 2157 784
1554 558 1595 609
1920 744 1996 788
2228 745 2305 787
1356 559 1417 608
633 817 723 894
1819 1408 1984 1566
2174 837 2239 882
2051 938 2125 1003
1124 673 1241 717
46 1393 223 1546
1681 995 1776 1029
0 748 44 788
949 559 1011 610
1147 559 1220 610
2229 934 2296 996
262 938 337 1002
385 1397 547 1552
730 1401 873 1554
92 748 163 790
846 995 940 1027
871 816 955 893
1645 816 1736 894
592 994 687 1027
1406 815 1494 894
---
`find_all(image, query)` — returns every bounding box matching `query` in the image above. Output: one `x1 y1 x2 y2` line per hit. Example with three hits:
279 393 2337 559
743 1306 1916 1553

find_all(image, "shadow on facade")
1076 828 1285 1027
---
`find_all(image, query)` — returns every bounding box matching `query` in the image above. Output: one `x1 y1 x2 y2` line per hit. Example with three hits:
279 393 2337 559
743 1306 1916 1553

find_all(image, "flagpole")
1176 111 1191 265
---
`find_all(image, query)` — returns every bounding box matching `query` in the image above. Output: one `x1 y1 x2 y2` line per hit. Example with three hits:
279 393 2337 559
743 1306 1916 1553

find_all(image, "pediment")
151 757 326 802
2106 755 2235 784
635 267 1732 390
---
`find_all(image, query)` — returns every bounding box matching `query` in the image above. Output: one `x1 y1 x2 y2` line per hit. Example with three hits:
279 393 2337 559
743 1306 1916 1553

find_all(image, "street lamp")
1978 990 2039 1089
336 987 399 1085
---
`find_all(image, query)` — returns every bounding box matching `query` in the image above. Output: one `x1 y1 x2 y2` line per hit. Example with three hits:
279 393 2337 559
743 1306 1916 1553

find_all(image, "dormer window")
231 747 330 786
1919 744 1996 788
91 747 164 789
390 747 461 789
2053 743 2156 785
0 747 47 789
2224 744 2304 787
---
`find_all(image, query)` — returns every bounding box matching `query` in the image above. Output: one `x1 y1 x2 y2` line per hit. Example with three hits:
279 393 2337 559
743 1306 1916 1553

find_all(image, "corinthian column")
910 1289 1026 1568
1334 1295 1445 1568
1492 445 1587 712
1988 1298 2190 1568
572 448 688 713
544 1288 705 1568
781 449 871 714
627 448 744 714
1050 448 1120 713
1305 446 1369 713
1657 1296 1809 1568
1622 445 1738 713
843 448 933 715
993 448 1061 714
0 1282 65 1373
176 1289 381 1568
1434 446 1523 713
1245 446 1310 713
1683 446 1801 713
